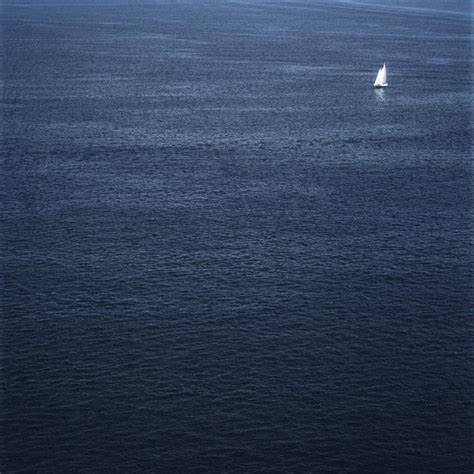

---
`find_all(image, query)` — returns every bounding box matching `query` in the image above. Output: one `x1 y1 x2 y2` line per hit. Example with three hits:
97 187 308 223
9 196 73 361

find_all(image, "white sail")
373 63 388 87
374 68 383 86
380 63 387 84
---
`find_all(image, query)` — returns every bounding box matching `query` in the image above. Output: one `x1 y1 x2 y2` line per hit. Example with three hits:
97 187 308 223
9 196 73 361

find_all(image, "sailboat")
373 63 388 88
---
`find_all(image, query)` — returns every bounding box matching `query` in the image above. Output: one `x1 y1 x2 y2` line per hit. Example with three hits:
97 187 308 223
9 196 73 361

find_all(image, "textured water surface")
1 0 472 472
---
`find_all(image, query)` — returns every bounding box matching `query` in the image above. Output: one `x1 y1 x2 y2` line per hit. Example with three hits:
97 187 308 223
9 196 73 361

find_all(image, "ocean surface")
1 0 472 472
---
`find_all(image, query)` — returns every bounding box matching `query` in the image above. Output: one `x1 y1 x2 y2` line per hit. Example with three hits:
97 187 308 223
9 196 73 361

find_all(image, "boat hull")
374 83 388 88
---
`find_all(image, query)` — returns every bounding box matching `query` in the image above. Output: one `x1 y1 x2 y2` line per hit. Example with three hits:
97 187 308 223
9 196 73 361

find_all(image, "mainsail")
373 63 388 88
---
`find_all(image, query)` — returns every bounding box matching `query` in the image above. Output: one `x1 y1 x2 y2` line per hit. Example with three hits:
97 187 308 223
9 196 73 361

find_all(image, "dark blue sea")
1 0 472 472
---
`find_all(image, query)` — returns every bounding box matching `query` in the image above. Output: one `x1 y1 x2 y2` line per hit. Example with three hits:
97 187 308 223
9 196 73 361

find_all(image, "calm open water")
1 0 472 472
